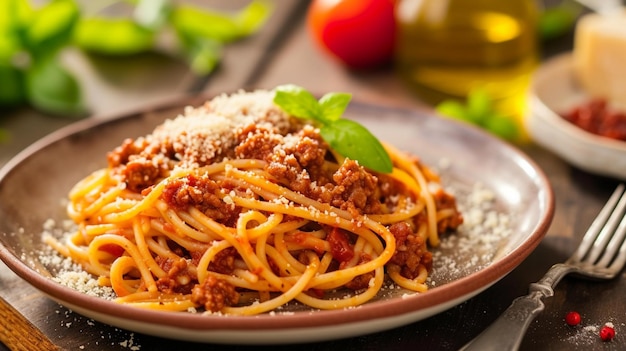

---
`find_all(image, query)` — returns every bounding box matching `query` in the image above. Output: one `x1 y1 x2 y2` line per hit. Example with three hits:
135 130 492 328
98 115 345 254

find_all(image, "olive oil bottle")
395 0 539 123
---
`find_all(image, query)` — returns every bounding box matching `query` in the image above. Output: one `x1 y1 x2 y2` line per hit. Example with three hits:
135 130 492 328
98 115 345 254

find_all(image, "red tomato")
307 0 396 69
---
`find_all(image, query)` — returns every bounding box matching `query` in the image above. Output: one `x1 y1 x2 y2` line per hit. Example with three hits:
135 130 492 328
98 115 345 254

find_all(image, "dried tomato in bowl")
560 99 626 141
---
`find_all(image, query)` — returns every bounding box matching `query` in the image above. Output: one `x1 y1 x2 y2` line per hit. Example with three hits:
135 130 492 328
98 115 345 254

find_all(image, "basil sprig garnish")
273 84 392 174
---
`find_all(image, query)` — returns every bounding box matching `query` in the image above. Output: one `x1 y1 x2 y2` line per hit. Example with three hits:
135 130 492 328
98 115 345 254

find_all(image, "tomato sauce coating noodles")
45 89 463 315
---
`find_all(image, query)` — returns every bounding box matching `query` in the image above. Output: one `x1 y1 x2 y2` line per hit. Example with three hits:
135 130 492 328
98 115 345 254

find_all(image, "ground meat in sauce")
208 247 237 274
330 159 380 216
344 255 375 290
107 138 175 192
433 189 464 233
153 247 239 311
122 160 168 193
389 222 433 279
162 174 241 226
262 126 329 196
159 164 243 308
155 257 195 294
191 275 239 312
234 124 282 160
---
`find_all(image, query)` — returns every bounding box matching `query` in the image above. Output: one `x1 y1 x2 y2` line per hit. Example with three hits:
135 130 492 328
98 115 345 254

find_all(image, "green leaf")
3 0 34 33
178 33 222 75
484 115 519 140
13 0 34 27
319 92 351 121
273 85 393 173
0 0 32 61
273 84 323 122
26 0 80 56
234 0 273 36
436 87 521 141
170 0 271 43
435 100 470 122
320 119 392 174
0 64 25 106
0 33 21 63
171 6 240 43
539 6 579 41
26 56 84 116
466 87 492 124
74 18 155 55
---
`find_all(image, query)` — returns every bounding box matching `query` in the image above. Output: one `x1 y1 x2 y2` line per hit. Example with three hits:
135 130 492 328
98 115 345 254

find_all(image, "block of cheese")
573 9 626 108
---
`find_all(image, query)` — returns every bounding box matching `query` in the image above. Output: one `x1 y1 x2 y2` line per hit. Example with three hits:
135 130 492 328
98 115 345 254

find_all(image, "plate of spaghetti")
0 87 553 344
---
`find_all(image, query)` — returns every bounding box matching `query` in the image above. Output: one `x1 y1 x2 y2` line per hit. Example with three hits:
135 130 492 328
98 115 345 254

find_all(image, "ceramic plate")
527 53 626 181
0 95 554 344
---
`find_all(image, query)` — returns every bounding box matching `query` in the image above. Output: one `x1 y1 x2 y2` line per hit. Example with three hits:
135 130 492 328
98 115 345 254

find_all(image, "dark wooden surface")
1 1 624 350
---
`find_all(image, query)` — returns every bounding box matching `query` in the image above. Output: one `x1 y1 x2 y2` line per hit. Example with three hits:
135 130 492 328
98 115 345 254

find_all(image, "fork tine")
570 184 626 263
598 193 626 269
609 217 626 270
602 206 626 269
586 185 626 264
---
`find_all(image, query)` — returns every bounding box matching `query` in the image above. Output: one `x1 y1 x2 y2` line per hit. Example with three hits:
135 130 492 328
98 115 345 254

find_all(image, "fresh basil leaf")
319 92 351 121
171 1 270 44
0 0 32 60
189 46 220 75
26 57 84 116
171 5 240 43
320 119 392 174
14 0 34 26
0 1 18 57
0 64 25 106
74 18 155 55
484 115 519 141
5 0 34 33
274 85 393 173
0 32 21 63
539 6 578 41
177 32 222 75
235 0 273 36
170 1 269 74
466 88 491 124
436 100 470 122
26 0 79 56
273 84 322 122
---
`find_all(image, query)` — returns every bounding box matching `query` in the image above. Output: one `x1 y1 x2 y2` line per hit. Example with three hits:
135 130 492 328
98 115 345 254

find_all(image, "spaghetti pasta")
45 89 463 315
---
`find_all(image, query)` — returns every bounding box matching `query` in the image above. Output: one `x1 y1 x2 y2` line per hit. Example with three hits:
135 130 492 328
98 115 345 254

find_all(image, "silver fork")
461 184 626 351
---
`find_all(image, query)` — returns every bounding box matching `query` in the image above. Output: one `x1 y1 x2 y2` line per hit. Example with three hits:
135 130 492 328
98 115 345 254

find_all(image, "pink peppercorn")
565 311 581 326
599 324 615 341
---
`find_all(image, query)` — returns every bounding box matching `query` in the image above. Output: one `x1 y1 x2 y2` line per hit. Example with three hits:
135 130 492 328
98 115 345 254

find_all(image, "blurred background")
0 0 622 160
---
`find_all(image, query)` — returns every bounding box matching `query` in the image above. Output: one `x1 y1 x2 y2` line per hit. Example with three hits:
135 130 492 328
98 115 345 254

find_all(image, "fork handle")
460 263 573 351
459 290 547 351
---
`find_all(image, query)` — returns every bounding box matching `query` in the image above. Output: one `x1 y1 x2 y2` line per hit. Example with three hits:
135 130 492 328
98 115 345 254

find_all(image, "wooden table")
1 1 624 350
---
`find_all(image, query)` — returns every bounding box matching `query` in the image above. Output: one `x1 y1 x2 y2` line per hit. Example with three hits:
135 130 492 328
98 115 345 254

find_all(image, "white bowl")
527 53 626 180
